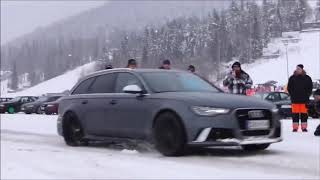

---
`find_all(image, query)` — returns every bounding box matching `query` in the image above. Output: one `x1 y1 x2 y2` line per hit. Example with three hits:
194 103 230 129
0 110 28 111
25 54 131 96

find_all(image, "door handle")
110 100 117 105
81 100 88 104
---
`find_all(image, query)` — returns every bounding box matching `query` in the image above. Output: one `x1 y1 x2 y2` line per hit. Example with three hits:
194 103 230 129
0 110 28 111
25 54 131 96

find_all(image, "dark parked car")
307 95 319 118
254 92 292 118
0 96 38 114
21 95 62 114
57 69 282 156
41 98 61 115
254 92 319 118
0 97 13 103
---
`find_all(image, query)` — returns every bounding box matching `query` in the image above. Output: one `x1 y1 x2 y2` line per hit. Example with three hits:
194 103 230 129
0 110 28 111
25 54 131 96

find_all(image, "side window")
72 78 95 95
280 93 289 100
21 97 28 103
89 73 116 93
115 73 143 93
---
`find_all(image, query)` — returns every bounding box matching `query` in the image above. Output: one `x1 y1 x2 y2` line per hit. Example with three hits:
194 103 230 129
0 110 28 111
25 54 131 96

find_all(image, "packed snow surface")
1 114 319 179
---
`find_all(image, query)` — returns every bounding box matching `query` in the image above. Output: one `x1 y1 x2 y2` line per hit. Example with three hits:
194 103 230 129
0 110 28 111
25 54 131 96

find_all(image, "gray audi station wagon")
57 68 282 156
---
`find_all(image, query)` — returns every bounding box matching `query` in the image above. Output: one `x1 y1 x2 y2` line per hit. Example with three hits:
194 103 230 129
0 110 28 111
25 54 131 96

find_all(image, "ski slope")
2 62 98 97
244 30 320 85
1 114 319 179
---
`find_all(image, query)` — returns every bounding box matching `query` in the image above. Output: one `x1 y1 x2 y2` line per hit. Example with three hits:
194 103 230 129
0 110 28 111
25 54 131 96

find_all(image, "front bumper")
184 108 282 147
188 127 282 147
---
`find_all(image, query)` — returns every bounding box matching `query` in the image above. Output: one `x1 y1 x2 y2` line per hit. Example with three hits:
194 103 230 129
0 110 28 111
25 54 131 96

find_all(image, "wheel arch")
152 109 188 140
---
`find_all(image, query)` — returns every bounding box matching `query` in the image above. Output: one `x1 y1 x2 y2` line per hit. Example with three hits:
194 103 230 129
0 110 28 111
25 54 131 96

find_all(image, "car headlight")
0 104 4 107
47 104 54 107
191 106 230 116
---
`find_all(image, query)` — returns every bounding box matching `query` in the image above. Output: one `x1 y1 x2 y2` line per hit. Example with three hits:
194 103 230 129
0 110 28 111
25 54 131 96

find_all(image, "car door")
70 77 96 133
110 72 150 138
83 73 117 136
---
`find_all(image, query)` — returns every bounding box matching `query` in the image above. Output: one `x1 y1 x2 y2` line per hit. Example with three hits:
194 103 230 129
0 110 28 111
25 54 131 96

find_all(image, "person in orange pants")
287 64 313 132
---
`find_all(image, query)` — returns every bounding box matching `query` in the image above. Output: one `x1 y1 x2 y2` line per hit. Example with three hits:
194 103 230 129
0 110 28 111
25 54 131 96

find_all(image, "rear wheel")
241 143 270 151
63 113 88 146
153 112 186 156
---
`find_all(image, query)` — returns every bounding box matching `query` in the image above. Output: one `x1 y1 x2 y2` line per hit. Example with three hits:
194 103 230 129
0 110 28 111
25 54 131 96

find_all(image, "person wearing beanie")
105 64 113 70
127 59 137 69
188 65 195 73
159 59 171 70
313 89 320 136
223 61 253 95
287 64 313 132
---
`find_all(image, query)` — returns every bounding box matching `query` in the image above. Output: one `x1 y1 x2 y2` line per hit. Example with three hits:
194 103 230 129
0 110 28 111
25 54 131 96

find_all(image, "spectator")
159 59 171 70
223 61 253 95
127 59 137 69
287 64 313 132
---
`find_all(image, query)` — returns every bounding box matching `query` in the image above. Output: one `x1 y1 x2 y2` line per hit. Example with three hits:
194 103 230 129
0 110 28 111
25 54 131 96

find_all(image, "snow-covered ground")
243 30 320 85
1 114 319 179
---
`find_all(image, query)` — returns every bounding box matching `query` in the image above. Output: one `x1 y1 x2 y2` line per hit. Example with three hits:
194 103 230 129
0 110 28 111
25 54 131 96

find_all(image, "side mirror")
123 85 143 94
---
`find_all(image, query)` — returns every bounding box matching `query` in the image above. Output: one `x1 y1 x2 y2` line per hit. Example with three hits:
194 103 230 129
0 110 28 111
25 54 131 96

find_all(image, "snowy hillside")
243 30 320 85
2 62 99 97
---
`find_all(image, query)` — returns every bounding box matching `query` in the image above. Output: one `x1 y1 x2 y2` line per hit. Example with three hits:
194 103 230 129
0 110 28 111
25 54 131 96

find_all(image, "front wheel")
241 143 270 151
153 112 186 156
63 113 88 146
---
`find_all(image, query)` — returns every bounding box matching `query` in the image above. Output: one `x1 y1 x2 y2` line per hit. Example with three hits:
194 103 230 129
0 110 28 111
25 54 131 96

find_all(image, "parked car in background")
58 69 282 156
21 95 62 114
307 94 319 118
254 92 292 118
0 96 38 114
41 98 61 115
0 97 13 103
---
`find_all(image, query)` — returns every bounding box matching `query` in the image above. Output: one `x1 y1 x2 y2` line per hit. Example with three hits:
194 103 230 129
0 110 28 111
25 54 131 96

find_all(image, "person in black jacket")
287 64 313 132
313 89 320 136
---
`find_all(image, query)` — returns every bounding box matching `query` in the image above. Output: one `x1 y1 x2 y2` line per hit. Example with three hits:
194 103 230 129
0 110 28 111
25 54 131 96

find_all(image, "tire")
153 112 186 156
25 111 31 114
7 107 15 114
63 112 88 146
36 107 42 114
241 143 270 151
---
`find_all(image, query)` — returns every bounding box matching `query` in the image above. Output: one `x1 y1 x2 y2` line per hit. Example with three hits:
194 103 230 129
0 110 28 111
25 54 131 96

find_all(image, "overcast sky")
1 1 105 45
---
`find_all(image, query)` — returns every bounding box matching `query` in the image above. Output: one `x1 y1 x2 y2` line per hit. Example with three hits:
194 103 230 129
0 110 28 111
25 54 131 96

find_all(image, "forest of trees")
1 0 315 90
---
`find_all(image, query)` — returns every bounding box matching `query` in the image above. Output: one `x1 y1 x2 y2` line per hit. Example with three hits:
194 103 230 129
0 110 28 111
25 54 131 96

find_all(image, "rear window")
72 77 95 95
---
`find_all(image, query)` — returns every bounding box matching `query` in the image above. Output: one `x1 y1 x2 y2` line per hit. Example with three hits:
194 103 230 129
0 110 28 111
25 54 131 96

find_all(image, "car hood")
151 92 275 109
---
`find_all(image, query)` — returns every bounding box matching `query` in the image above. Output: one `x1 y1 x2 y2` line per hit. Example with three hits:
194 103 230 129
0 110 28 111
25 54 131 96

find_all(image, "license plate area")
247 120 270 130
40 107 45 110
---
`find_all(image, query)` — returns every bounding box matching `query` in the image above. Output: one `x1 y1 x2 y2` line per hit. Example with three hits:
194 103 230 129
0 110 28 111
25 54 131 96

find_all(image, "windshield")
8 97 21 102
140 72 220 93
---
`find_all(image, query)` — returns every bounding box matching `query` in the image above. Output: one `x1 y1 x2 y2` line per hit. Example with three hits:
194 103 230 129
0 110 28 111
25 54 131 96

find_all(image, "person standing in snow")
223 61 253 95
188 65 196 73
159 59 171 70
127 59 137 69
287 64 313 132
313 89 320 136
